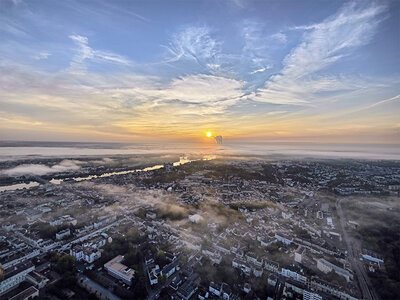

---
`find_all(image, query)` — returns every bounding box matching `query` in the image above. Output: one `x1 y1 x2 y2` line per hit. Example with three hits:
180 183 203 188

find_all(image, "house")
82 248 101 263
245 253 263 268
177 280 198 300
294 246 306 264
282 212 292 219
27 270 49 288
161 260 178 278
257 236 277 247
281 267 307 284
303 290 323 300
197 288 209 300
70 245 84 260
232 259 251 276
56 228 70 240
284 279 307 298
243 283 251 293
264 259 279 273
147 264 160 285
146 212 157 219
169 275 182 290
221 283 232 300
253 267 263 277
145 253 154 265
209 281 222 297
267 274 277 286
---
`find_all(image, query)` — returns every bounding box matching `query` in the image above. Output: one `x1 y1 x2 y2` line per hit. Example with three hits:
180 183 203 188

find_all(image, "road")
78 274 122 300
336 198 379 300
146 268 178 300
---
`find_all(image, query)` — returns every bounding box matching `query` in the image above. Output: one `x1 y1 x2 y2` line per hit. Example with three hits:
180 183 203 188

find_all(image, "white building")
209 282 221 297
303 290 323 300
282 212 292 219
281 268 307 284
104 255 135 285
9 286 39 300
0 261 35 295
295 246 306 264
56 228 71 240
275 233 293 245
2 249 40 269
317 259 352 282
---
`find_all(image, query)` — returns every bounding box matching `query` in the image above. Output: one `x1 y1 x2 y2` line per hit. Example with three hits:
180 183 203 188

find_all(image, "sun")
206 131 212 137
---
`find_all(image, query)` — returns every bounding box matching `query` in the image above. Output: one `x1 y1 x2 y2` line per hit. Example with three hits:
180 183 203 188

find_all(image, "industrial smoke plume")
214 136 223 145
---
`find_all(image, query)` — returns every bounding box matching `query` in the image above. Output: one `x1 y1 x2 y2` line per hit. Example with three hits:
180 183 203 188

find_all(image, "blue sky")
0 0 399 143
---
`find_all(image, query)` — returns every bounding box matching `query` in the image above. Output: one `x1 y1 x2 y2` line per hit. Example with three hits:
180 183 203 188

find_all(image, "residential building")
0 261 35 295
317 259 352 282
9 286 39 300
303 290 323 300
56 228 70 240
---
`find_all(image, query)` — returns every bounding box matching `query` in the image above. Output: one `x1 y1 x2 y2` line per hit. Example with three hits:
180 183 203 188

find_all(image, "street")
336 198 379 300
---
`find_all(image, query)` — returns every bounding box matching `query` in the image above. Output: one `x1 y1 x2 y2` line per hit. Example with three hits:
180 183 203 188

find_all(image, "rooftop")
9 286 39 300
104 255 135 280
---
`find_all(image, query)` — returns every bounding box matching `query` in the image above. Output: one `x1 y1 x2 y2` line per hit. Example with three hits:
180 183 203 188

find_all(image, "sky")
0 0 399 144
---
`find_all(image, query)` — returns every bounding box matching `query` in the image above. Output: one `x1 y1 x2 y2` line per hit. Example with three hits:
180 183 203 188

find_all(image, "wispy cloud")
250 66 271 74
363 94 400 110
163 26 220 68
270 32 287 44
0 18 27 37
32 52 51 60
0 59 247 139
283 2 386 78
241 21 271 70
253 2 387 105
69 34 131 73
0 0 397 142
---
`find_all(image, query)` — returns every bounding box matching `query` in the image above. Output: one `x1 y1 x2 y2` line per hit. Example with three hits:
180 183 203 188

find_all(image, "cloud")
32 52 51 60
283 2 386 79
163 26 220 67
241 21 271 70
250 65 272 74
0 1 396 142
230 0 246 8
362 94 400 110
270 32 287 44
69 34 131 73
2 160 82 176
0 59 247 139
107 74 246 115
0 18 27 37
252 2 387 105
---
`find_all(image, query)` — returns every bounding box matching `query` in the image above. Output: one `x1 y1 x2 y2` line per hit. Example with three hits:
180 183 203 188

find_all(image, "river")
0 156 202 193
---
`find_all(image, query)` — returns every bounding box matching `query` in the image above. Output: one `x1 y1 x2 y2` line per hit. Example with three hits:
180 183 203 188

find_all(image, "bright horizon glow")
0 0 399 144
206 132 212 138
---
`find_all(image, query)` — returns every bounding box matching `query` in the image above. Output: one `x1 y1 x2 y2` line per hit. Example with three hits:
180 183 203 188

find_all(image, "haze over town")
0 1 399 300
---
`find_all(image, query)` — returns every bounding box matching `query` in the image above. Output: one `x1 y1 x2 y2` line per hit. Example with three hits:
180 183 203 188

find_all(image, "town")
1 157 399 300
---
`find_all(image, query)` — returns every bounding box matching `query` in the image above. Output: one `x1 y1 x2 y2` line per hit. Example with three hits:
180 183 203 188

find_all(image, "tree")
55 254 76 273
158 274 167 285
